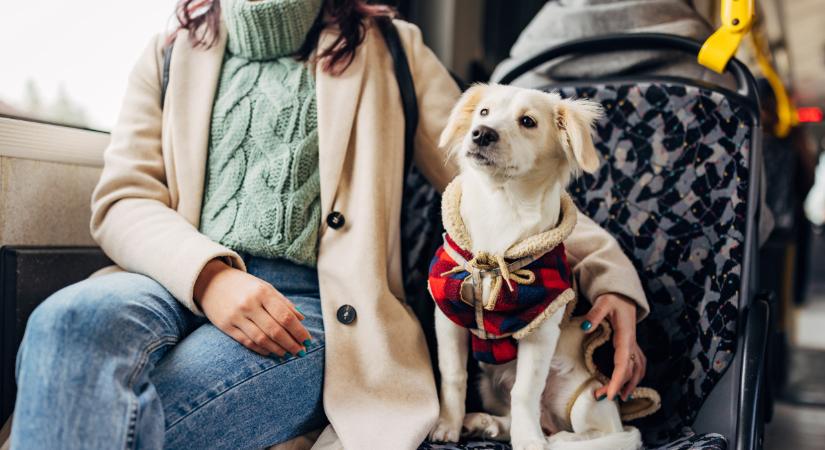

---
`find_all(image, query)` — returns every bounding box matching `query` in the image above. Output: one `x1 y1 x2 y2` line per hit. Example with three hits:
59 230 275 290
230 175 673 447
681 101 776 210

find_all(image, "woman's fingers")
227 325 274 356
236 317 289 357
608 349 633 400
595 361 631 400
582 300 610 333
270 290 306 321
588 293 645 401
261 294 312 346
593 346 632 400
594 324 634 400
621 351 645 400
248 306 305 355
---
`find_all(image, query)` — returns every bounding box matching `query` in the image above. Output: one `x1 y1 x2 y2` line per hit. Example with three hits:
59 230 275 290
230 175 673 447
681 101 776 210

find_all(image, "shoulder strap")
375 16 418 176
161 40 174 109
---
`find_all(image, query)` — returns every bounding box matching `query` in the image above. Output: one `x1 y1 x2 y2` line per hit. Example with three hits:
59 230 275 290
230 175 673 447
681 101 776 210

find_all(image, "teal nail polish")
283 352 292 359
303 339 312 347
297 350 307 357
628 395 634 400
581 320 593 331
296 306 303 314
597 394 607 401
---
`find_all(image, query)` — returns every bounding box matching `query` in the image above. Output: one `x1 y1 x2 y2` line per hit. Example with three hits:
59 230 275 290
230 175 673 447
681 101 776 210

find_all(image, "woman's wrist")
194 258 231 307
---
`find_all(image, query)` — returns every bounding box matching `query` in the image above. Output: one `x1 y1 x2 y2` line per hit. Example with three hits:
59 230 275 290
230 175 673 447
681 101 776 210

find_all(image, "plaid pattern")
428 234 573 364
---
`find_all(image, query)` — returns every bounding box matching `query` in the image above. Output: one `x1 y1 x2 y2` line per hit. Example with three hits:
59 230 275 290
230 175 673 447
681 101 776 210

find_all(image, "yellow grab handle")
749 28 797 137
698 0 755 73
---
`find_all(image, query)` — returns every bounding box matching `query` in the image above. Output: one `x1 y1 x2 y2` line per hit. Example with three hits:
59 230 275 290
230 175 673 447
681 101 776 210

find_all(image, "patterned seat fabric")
557 82 753 444
407 81 754 449
419 431 727 450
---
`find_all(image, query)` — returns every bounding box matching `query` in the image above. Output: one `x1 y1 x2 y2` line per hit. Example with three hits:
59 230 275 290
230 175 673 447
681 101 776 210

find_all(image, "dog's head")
439 84 603 185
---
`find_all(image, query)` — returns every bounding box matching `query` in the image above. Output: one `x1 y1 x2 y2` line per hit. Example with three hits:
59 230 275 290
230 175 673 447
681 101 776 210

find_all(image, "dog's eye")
519 116 537 128
480 108 489 116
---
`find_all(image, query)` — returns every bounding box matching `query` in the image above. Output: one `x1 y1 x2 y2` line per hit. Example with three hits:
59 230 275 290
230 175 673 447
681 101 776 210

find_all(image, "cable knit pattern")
200 0 323 266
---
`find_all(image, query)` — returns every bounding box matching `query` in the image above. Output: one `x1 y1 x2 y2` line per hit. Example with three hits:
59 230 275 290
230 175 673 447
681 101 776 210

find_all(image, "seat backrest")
552 80 758 443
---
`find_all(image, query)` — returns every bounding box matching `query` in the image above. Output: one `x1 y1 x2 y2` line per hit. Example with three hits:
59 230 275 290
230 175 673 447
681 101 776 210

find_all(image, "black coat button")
326 211 345 229
337 304 357 324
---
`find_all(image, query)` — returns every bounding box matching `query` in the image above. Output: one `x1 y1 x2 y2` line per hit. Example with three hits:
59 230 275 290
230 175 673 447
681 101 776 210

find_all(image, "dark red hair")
171 0 396 74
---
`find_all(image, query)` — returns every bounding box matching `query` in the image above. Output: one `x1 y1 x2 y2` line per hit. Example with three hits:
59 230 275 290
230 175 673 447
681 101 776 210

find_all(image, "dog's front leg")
429 308 470 442
510 308 565 450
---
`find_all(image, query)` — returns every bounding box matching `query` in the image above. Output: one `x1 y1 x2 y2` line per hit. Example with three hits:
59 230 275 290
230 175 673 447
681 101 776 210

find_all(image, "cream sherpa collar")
441 177 578 260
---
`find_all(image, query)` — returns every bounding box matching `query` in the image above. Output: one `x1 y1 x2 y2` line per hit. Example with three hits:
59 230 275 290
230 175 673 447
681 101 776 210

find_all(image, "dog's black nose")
471 126 499 147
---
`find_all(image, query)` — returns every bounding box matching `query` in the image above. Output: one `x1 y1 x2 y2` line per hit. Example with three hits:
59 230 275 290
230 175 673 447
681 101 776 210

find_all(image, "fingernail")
597 394 607 401
283 352 292 359
581 320 592 331
628 395 634 400
303 339 312 347
297 350 307 357
296 306 304 315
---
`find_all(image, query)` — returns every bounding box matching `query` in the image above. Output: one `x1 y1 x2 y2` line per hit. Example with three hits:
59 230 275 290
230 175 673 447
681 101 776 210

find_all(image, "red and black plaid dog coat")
428 180 578 365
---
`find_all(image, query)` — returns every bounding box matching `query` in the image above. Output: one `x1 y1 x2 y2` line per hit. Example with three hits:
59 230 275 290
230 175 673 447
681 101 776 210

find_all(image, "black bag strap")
375 16 418 176
161 40 174 109
161 18 420 174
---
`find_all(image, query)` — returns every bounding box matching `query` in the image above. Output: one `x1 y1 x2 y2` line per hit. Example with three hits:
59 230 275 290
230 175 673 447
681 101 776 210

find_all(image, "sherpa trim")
440 177 578 260
511 288 576 340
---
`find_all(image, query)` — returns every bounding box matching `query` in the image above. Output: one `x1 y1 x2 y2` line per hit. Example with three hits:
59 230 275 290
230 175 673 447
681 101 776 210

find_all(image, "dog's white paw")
511 440 547 450
461 412 507 440
429 416 462 442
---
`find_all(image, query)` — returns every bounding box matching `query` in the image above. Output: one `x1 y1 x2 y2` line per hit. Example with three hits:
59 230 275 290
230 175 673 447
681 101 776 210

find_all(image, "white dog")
427 84 643 450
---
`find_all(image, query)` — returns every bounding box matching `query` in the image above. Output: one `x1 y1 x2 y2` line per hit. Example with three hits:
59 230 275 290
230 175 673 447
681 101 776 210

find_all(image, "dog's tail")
546 426 642 450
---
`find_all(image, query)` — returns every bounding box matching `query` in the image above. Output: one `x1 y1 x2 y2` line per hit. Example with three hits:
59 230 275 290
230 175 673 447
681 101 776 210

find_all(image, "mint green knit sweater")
200 0 323 267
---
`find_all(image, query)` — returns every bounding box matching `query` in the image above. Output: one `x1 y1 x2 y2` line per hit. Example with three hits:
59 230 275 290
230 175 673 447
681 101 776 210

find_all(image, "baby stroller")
416 33 769 450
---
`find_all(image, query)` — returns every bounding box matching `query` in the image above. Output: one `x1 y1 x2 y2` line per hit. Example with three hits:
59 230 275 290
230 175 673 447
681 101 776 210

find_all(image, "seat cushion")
419 441 509 450
648 432 727 450
419 432 727 450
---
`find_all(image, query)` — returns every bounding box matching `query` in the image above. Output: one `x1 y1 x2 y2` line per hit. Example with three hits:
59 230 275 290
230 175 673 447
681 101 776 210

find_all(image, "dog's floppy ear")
439 84 487 152
555 98 603 173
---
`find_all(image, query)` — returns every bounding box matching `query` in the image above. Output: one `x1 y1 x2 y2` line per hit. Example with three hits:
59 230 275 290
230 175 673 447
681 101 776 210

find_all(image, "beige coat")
89 19 648 450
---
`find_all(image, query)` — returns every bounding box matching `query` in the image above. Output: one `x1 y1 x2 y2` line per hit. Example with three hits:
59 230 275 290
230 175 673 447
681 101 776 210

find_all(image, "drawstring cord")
441 251 537 311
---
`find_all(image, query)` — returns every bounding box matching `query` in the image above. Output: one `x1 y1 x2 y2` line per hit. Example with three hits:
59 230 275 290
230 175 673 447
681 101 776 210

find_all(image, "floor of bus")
764 227 825 450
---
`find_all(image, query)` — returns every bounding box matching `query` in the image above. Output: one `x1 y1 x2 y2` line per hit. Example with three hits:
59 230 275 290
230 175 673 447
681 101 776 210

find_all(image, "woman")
11 0 649 448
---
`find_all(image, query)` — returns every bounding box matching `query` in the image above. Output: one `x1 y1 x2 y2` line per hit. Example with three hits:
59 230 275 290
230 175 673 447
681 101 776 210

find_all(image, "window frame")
0 115 107 168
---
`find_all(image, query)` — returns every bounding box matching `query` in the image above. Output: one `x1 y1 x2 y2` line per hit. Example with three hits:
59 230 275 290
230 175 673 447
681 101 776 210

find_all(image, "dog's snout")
471 126 499 147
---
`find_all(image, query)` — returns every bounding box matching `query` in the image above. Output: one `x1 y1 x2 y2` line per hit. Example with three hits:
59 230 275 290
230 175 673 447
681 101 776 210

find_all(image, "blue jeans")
11 257 326 450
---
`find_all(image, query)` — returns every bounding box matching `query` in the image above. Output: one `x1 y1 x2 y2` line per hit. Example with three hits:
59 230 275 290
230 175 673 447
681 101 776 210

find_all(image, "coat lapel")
165 22 228 225
315 28 367 223
167 22 364 228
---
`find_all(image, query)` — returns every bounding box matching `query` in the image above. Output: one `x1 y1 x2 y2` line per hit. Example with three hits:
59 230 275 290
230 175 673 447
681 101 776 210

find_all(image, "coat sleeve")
389 21 650 319
566 211 650 320
89 33 245 315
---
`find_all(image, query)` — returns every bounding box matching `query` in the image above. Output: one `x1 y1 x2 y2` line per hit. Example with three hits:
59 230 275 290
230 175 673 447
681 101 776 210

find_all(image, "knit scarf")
222 0 323 60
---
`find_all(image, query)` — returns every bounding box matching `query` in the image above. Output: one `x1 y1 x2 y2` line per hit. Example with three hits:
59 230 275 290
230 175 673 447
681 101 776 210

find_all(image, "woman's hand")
582 293 646 402
194 259 312 357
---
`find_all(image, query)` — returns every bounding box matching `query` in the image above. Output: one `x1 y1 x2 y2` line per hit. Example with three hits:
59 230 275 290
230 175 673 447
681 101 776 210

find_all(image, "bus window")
0 1 173 131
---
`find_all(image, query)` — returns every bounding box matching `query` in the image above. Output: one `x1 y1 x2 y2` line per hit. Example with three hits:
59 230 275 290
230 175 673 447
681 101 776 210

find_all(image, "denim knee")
20 273 185 362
